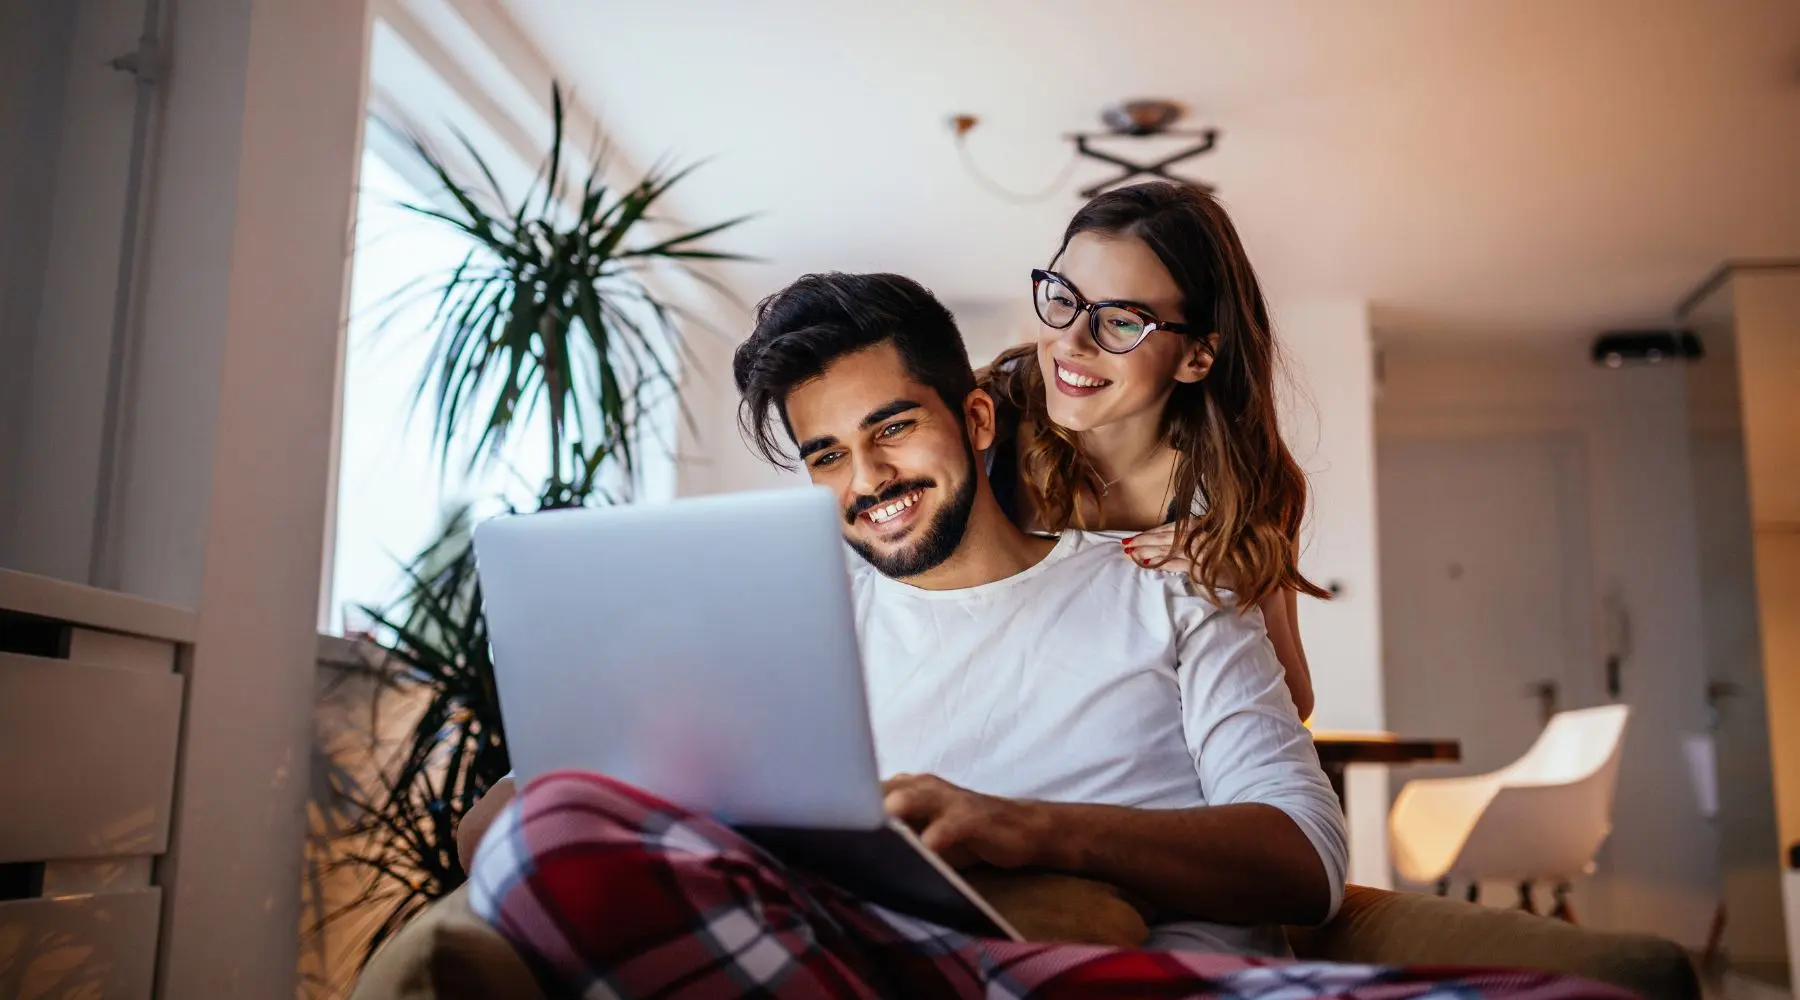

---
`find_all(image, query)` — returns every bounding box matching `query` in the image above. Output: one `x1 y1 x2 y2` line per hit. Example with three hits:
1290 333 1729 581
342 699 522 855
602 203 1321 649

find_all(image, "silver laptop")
472 486 1020 940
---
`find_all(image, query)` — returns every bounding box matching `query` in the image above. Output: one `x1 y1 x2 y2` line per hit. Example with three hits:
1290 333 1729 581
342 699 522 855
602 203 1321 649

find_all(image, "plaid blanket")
469 772 1630 1000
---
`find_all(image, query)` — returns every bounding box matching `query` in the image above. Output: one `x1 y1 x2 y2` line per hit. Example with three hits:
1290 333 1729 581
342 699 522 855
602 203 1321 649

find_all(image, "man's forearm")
1026 800 1330 927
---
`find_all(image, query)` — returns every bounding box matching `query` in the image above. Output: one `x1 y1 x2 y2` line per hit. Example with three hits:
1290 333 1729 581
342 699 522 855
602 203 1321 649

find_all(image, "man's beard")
845 449 978 580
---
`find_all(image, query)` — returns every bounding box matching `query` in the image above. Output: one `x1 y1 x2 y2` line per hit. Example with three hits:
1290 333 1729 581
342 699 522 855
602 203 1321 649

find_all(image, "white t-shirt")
848 530 1347 956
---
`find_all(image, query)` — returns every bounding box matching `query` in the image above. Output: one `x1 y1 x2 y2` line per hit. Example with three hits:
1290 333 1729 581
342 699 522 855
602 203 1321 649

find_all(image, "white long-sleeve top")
850 530 1347 956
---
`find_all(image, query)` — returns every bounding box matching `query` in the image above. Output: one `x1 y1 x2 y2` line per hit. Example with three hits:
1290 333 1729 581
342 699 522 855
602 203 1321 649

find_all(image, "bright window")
325 146 552 633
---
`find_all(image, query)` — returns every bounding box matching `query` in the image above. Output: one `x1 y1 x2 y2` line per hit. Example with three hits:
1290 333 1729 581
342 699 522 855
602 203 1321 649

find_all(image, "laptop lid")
472 487 887 830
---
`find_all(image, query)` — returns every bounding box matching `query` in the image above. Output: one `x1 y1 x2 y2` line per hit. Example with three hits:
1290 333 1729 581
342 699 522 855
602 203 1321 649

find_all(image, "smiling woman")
982 181 1324 720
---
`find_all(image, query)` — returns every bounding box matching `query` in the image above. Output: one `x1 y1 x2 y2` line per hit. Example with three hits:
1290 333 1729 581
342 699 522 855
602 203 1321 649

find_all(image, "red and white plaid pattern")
469 772 1631 1000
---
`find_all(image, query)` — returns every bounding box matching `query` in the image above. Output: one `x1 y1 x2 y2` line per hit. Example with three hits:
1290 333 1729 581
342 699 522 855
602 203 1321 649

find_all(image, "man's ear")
1172 332 1222 385
963 388 999 452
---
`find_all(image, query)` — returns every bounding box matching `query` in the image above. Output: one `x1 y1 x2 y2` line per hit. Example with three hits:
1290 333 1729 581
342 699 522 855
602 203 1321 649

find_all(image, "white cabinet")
0 568 195 1000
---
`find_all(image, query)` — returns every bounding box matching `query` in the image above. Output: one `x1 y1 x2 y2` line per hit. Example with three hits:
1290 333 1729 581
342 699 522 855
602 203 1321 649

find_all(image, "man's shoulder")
1052 529 1132 560
1052 531 1194 586
1050 531 1242 618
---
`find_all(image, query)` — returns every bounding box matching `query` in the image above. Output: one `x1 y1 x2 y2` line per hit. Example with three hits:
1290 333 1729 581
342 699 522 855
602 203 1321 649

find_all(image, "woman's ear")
964 388 999 452
1173 332 1222 385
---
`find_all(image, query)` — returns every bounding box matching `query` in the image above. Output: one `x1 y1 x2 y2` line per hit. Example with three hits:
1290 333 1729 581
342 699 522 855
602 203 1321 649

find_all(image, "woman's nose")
1053 311 1094 356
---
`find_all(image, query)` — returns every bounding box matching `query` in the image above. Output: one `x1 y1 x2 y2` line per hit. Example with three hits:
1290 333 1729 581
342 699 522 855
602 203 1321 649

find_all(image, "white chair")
1388 704 1631 919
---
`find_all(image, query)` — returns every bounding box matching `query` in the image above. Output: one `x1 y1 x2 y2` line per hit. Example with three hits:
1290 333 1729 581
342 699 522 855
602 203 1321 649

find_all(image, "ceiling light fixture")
950 114 1082 205
951 99 1223 203
1591 330 1704 369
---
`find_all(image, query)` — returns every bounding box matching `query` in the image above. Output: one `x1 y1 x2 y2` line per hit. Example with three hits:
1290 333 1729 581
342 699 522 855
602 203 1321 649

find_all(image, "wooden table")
1312 732 1462 808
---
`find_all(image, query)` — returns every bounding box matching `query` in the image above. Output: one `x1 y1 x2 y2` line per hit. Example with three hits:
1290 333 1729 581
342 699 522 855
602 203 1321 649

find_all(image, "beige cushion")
963 869 1152 947
1289 885 1699 1000
349 885 549 1000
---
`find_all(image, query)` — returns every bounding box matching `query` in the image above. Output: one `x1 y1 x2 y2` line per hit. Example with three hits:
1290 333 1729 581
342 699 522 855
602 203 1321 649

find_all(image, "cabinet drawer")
0 653 183 863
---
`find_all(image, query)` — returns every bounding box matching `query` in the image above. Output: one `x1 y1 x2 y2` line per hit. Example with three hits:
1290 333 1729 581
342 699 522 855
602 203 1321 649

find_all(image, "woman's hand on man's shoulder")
1121 521 1194 575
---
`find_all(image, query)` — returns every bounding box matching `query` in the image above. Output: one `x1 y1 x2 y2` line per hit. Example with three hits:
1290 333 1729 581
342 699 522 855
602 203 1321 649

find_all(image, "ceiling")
499 0 1800 346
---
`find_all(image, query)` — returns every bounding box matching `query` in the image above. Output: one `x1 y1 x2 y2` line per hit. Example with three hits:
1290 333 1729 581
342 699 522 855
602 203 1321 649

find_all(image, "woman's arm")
1124 524 1314 721
1259 587 1314 721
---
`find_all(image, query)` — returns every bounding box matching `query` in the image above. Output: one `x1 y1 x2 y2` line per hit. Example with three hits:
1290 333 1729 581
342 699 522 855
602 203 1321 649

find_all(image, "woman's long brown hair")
981 181 1328 608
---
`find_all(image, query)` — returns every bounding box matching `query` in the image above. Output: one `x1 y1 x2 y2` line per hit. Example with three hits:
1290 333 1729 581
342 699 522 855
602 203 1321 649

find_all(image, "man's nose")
848 450 896 500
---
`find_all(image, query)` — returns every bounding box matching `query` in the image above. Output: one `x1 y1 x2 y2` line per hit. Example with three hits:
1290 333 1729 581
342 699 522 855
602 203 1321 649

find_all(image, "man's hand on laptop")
883 772 1334 927
881 773 1055 870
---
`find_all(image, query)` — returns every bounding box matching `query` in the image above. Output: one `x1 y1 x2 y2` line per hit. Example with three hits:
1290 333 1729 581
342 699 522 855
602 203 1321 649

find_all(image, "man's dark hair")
732 272 976 467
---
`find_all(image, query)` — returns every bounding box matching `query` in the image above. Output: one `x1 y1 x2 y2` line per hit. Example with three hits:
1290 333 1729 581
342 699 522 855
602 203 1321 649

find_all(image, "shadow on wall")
298 640 433 1000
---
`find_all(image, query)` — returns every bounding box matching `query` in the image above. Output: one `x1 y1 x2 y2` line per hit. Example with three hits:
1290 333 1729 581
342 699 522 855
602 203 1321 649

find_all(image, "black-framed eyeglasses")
1031 268 1196 354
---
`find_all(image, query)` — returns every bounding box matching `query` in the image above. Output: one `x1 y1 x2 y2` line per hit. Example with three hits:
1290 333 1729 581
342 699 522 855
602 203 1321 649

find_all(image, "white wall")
675 293 799 497
1273 300 1389 887
0 0 144 585
1378 341 1720 944
948 297 1038 370
0 0 79 551
1277 302 1385 731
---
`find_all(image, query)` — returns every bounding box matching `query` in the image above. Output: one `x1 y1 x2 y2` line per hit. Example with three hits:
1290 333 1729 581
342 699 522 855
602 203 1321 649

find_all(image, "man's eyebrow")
797 434 838 460
860 399 922 429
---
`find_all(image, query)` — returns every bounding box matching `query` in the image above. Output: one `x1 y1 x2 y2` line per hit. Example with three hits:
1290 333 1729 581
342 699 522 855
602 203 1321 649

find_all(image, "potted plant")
314 84 749 969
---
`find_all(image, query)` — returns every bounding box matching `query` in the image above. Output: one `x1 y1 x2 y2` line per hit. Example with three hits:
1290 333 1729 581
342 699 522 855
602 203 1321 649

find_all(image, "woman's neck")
1076 407 1181 532
1078 413 1163 485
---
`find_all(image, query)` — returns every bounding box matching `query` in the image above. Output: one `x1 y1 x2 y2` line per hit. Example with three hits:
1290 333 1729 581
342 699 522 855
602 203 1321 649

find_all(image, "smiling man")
729 271 1345 954
799 381 981 581
735 275 1039 595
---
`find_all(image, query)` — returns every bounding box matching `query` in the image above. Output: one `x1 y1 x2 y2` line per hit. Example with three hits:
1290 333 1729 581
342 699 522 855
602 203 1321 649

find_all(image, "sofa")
348 882 1699 1000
